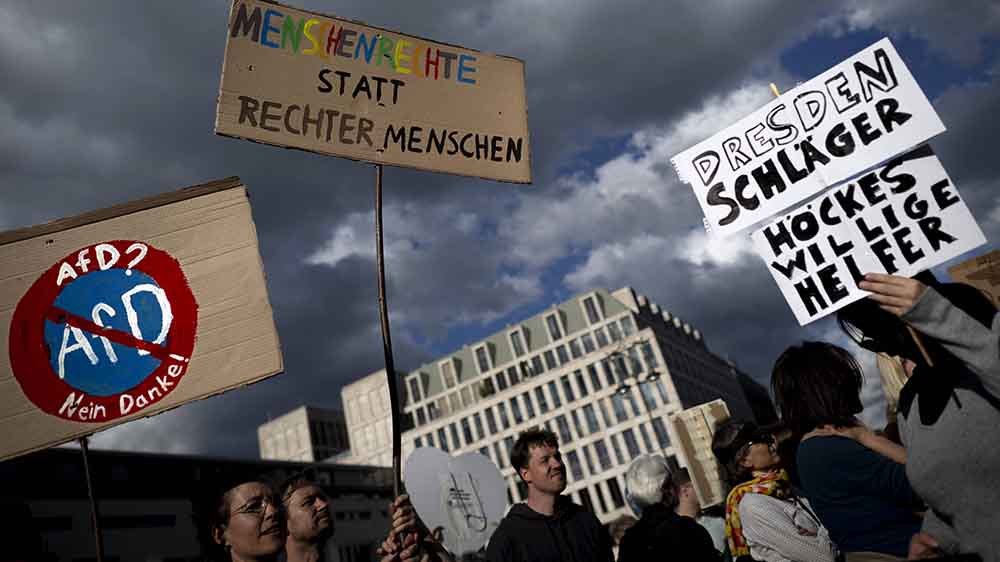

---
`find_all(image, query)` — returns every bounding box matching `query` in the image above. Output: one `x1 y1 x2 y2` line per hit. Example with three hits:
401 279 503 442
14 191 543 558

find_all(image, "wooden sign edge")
0 177 245 247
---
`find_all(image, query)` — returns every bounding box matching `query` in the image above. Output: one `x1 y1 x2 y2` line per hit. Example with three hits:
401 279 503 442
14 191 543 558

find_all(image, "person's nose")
316 497 329 511
263 499 280 521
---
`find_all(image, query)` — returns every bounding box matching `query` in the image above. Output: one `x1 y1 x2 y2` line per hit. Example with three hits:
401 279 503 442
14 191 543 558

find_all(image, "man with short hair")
617 456 719 562
485 428 613 562
281 474 334 562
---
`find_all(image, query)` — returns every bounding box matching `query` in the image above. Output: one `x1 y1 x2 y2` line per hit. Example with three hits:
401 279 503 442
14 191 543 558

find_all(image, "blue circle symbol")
44 269 172 397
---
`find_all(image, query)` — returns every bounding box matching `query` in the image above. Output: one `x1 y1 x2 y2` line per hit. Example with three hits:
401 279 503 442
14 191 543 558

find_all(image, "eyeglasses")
232 496 282 518
736 432 774 458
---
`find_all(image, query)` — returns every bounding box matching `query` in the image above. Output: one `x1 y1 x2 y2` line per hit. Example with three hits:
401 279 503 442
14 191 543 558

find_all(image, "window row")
408 315 644 426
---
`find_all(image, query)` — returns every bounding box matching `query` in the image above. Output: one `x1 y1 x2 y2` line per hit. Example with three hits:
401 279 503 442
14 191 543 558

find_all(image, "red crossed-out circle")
8 240 198 422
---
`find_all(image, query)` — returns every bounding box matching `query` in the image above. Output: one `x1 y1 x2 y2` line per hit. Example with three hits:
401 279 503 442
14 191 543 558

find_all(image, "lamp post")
609 342 668 459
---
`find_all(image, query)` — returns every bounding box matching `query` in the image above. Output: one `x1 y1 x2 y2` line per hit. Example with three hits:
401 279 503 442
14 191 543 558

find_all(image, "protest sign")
668 399 730 508
751 146 986 325
948 249 1000 308
672 38 945 236
404 447 507 556
0 178 283 461
215 0 531 183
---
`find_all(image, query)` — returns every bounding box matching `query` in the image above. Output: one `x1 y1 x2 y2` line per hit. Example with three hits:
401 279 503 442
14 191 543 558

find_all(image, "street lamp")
609 343 667 458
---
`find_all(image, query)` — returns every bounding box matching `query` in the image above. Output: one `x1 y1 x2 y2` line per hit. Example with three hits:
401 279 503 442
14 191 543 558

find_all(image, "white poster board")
751 146 986 325
672 38 945 236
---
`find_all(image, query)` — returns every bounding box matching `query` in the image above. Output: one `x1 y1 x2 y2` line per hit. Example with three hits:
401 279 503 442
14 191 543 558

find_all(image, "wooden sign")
1 178 283 461
948 249 1000 308
215 0 531 183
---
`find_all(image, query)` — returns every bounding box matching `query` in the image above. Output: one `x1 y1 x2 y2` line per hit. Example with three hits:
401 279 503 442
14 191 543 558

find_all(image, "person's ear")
212 524 228 547
519 466 532 484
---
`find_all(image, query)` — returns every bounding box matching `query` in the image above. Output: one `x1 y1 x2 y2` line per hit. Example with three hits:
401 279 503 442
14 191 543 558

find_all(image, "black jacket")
616 504 719 562
485 496 614 562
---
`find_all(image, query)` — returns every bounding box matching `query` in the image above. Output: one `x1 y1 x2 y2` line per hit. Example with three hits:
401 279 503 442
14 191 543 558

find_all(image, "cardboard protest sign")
752 146 986 325
672 38 945 236
0 178 283 461
404 447 507 556
948 249 1000 308
216 0 530 184
668 399 730 508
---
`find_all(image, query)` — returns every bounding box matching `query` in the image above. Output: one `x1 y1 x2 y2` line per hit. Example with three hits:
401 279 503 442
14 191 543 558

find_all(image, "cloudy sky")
2 1 998 458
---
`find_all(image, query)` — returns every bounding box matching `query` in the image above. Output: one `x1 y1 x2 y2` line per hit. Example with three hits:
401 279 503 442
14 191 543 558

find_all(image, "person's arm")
919 508 960 556
738 495 837 562
808 422 906 464
484 524 514 562
861 274 1000 398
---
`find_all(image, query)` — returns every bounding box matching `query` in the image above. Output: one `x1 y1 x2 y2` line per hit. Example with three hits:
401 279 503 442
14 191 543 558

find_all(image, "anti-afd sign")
215 0 530 184
672 38 945 236
751 146 986 325
0 178 283 461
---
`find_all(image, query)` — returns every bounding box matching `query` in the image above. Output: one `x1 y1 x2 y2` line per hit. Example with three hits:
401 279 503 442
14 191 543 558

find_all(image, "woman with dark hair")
841 272 1000 562
771 342 919 561
195 477 285 562
711 419 836 562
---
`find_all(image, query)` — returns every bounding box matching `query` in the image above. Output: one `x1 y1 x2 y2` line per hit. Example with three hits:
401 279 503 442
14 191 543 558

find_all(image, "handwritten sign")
672 38 945 236
0 178 283 461
948 249 1000 308
751 146 986 325
216 0 531 183
404 447 507 556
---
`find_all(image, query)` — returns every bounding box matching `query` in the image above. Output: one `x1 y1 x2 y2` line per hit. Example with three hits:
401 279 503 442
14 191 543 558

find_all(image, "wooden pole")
78 436 105 562
374 163 403 497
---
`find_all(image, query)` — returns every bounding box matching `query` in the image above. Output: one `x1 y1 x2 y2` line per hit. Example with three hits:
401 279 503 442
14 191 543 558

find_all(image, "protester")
485 428 614 562
607 514 636 560
617 454 719 562
771 342 920 561
712 420 838 562
376 494 452 562
195 478 285 562
843 272 1000 562
280 474 333 562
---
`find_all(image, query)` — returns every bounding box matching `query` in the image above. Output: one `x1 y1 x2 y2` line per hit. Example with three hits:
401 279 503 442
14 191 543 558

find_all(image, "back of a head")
771 342 863 436
624 454 669 515
711 420 757 489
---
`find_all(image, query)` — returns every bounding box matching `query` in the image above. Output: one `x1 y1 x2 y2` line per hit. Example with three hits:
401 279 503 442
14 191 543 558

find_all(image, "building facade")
258 405 350 462
339 369 403 466
387 286 770 524
2 447 394 562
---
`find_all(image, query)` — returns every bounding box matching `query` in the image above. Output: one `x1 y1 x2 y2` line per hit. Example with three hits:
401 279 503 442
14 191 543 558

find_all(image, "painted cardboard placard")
215 0 531 184
403 447 507 557
668 399 730 508
751 146 986 325
947 249 1000 308
672 38 945 236
9 240 197 422
0 178 283 461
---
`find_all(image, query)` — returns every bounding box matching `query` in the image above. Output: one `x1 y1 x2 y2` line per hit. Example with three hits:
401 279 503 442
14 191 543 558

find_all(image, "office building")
258 405 350 462
341 286 772 524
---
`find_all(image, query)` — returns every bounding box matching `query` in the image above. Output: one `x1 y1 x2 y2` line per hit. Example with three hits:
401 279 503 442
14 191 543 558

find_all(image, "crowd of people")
196 271 998 562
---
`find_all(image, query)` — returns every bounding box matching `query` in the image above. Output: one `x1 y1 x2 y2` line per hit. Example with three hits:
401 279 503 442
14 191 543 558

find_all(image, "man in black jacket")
617 456 719 562
485 428 614 562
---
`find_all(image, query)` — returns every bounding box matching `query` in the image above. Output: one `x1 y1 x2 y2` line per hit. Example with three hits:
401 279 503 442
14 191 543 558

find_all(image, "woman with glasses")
711 420 837 562
771 343 920 562
196 477 286 562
